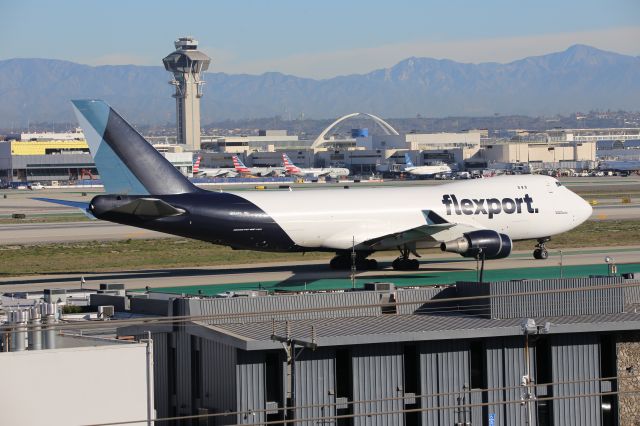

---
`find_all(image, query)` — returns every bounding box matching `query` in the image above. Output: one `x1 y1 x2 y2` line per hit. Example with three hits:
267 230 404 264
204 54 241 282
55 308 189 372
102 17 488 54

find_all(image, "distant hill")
0 44 638 127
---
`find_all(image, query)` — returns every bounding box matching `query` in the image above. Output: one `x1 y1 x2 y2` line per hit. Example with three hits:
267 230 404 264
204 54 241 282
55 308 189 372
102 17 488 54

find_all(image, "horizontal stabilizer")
110 198 186 218
32 197 94 219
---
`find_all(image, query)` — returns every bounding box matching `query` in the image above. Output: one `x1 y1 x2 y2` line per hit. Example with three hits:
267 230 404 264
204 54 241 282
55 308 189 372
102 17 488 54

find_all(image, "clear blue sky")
3 0 639 78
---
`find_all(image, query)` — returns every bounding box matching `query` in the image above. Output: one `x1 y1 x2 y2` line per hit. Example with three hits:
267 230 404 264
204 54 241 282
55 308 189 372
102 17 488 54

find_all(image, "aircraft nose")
576 196 593 224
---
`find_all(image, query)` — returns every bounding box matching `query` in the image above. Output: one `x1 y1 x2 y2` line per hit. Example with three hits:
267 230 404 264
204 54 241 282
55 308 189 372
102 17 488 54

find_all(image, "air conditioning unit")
98 305 115 320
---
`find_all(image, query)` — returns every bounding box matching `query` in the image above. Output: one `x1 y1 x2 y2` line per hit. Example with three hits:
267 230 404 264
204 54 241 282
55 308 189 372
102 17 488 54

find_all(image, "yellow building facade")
9 140 89 156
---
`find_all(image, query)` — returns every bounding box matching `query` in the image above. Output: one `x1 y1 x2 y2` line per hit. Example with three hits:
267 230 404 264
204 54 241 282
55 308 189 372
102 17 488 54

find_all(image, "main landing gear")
329 252 378 270
392 246 420 271
533 237 550 260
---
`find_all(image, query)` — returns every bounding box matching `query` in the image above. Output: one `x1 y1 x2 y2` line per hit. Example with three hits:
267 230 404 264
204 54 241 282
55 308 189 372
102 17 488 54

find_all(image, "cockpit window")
555 182 563 187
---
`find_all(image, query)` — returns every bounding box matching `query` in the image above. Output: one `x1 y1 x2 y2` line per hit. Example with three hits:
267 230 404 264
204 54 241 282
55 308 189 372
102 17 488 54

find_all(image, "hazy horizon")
2 0 639 79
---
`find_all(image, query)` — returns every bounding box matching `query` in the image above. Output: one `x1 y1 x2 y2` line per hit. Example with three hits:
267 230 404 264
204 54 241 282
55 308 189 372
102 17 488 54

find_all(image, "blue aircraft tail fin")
71 100 201 195
404 152 414 168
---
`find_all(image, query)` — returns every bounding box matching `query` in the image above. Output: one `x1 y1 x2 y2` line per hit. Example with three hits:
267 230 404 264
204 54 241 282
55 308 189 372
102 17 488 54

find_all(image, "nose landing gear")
533 237 550 260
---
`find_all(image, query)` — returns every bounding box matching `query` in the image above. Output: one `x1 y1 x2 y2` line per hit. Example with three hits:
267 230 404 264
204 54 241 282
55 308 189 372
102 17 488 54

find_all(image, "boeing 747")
39 100 592 271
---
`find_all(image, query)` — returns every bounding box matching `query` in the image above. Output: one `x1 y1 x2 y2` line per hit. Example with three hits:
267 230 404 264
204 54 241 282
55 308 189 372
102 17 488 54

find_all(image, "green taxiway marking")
145 262 640 296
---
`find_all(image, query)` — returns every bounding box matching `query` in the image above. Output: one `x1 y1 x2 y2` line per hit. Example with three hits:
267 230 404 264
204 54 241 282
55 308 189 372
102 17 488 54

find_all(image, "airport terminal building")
0 131 194 186
1 123 617 185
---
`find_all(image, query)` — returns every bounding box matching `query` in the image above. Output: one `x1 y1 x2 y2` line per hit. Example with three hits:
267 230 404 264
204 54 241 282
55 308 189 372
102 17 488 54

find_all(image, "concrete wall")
369 134 407 150
406 132 481 150
0 141 12 170
0 343 151 426
251 150 314 167
479 141 596 164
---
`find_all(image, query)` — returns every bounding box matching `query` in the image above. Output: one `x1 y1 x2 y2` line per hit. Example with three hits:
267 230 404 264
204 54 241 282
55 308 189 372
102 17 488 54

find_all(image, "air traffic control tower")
163 37 211 150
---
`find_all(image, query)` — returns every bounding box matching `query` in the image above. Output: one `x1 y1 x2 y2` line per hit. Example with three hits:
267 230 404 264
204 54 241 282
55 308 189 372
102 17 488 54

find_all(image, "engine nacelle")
440 230 512 259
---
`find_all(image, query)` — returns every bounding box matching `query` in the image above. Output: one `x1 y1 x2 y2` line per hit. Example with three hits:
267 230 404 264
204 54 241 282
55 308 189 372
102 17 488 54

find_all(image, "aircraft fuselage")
90 175 592 253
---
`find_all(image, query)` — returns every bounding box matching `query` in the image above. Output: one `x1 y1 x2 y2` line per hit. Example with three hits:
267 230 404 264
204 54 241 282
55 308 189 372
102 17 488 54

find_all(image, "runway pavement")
1 246 638 293
0 221 165 245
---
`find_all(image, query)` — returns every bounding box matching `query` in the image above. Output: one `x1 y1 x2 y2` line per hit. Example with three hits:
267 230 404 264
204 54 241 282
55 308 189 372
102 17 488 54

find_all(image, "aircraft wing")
354 210 480 251
32 197 95 219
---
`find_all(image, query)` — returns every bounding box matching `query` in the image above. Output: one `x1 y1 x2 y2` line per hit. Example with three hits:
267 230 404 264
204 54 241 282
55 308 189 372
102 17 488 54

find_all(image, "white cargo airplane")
282 153 350 178
404 153 452 177
38 100 593 272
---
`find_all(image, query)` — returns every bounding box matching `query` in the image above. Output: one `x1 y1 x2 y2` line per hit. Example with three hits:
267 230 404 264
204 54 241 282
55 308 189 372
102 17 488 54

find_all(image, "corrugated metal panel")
170 300 194 418
209 311 640 348
236 351 266 424
294 347 336 425
438 341 471 426
187 292 382 325
146 332 170 420
502 336 537 425
485 336 539 425
212 312 517 344
551 334 601 426
395 287 452 315
623 280 640 306
420 344 439 426
200 339 237 425
130 297 171 316
352 343 404 426
469 389 483 426
485 337 506 426
11 153 94 168
174 329 193 417
419 340 472 426
457 277 627 319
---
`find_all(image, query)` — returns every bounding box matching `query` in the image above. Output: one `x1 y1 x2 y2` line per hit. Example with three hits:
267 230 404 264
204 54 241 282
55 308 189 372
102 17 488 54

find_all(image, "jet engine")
440 230 512 259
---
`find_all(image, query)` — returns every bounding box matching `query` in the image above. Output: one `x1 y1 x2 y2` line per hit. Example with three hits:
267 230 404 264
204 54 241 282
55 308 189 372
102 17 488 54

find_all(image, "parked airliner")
282 154 350 179
39 100 592 271
192 156 237 178
232 155 284 177
404 153 452 177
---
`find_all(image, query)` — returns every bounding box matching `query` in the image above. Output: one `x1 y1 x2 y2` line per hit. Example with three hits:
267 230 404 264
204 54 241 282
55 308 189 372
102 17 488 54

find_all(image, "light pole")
351 236 356 289
559 250 563 278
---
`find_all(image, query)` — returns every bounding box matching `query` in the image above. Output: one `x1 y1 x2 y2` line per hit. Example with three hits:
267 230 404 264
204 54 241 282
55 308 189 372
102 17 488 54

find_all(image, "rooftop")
195 310 640 351
120 275 640 351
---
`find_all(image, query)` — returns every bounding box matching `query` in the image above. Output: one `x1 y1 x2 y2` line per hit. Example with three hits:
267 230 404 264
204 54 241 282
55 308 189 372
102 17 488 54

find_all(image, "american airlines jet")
40 100 592 271
282 153 350 179
232 155 284 177
192 156 237 178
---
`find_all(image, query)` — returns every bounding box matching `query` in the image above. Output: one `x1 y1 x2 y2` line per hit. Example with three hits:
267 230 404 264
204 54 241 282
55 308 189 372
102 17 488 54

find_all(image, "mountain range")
0 44 638 127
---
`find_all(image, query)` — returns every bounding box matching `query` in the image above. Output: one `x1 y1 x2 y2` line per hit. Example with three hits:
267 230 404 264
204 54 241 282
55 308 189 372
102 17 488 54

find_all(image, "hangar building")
115 276 640 425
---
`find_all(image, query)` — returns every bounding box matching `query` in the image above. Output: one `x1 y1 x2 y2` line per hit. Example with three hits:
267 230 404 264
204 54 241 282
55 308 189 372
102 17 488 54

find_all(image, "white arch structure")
311 112 399 149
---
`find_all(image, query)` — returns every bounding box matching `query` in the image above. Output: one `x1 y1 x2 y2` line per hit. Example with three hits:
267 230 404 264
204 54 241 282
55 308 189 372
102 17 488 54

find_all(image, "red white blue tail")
232 155 252 174
193 156 202 174
282 153 302 175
